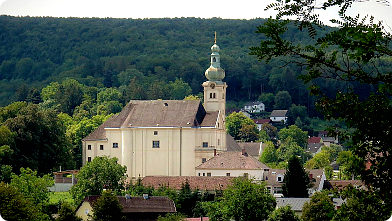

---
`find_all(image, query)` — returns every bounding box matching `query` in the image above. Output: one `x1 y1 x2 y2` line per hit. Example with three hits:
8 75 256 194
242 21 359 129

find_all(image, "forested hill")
0 16 335 110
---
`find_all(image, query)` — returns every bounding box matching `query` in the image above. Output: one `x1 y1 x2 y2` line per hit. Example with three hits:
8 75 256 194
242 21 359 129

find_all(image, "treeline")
0 15 358 117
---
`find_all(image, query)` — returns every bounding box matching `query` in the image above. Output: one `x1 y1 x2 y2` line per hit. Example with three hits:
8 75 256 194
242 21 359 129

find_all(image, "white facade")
195 168 265 181
244 102 265 113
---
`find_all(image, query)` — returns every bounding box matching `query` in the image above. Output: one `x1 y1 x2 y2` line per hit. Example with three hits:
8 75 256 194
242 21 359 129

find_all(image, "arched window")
213 57 216 62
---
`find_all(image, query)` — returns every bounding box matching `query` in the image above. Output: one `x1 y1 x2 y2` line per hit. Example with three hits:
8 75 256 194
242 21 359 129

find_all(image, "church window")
85 209 89 215
87 157 91 163
207 173 211 176
87 145 91 150
222 93 225 99
203 142 208 148
203 173 205 176
213 93 216 98
113 143 118 148
100 145 104 150
152 141 160 148
154 131 158 135
226 173 230 177
213 57 216 62
198 173 201 176
202 158 206 163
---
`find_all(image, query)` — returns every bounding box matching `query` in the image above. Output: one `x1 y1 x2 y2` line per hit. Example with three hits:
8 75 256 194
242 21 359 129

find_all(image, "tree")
274 91 292 110
70 156 127 204
259 141 278 165
260 123 278 139
168 78 192 100
301 191 335 221
250 0 392 209
336 150 363 180
238 124 259 142
332 186 390 221
267 205 301 221
278 125 308 148
176 180 200 217
56 202 83 221
0 182 48 221
157 213 186 221
219 177 276 221
3 103 74 174
55 79 84 115
258 93 275 111
305 150 331 169
91 190 124 221
226 112 257 140
282 156 310 197
10 168 54 210
277 137 305 162
287 104 309 126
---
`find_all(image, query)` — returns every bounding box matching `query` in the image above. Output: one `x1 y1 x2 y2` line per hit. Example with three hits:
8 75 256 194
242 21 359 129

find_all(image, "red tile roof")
141 176 234 191
253 119 271 124
308 136 322 144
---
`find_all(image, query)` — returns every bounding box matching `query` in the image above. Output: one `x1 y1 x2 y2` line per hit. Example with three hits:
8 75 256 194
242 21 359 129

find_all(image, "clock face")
210 83 215 89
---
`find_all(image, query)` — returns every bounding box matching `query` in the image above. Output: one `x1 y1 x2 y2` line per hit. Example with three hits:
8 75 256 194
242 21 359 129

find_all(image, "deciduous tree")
70 156 127 205
91 190 124 221
267 205 301 221
301 191 335 221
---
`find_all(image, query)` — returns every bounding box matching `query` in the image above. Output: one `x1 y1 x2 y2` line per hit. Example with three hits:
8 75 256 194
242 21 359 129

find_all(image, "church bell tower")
202 32 227 118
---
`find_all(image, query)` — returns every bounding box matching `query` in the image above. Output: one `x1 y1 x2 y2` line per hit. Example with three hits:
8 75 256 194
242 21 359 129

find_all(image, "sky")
0 0 391 31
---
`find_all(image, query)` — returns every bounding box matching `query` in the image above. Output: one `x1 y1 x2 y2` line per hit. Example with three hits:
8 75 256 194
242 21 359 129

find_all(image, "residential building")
270 110 288 124
195 150 270 181
76 195 176 221
264 169 326 197
253 118 272 130
243 101 265 113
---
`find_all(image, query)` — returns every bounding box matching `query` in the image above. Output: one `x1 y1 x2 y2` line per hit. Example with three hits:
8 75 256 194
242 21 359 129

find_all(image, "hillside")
0 16 337 109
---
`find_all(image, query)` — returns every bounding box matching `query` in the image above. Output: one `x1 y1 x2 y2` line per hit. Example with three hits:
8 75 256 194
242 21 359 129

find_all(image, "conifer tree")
282 156 310 197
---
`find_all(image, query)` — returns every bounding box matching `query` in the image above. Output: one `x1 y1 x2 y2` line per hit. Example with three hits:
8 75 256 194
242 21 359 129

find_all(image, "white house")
270 110 288 124
243 101 265 113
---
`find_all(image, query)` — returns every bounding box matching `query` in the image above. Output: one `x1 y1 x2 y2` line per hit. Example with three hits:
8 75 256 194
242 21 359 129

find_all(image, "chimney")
214 149 217 156
242 149 247 156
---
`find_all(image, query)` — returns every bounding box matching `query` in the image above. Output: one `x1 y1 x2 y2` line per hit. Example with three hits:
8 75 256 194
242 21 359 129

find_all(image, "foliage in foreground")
204 177 276 221
91 190 124 221
70 156 127 205
267 205 301 221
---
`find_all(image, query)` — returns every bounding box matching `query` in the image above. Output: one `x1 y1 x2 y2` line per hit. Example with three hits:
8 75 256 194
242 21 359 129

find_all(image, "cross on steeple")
214 31 217 44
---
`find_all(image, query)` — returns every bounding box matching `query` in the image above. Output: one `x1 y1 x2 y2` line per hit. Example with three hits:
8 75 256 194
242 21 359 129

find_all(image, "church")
82 35 228 179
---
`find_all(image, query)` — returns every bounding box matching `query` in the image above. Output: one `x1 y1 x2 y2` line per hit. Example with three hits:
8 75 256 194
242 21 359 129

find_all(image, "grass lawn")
49 191 73 204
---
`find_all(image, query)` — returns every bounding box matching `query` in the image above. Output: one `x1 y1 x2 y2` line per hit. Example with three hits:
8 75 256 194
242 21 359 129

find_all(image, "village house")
270 110 288 124
252 118 272 130
243 101 265 113
75 195 176 221
195 150 270 181
237 141 263 159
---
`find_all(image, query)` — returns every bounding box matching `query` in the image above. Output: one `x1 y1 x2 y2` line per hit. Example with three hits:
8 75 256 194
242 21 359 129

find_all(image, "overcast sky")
0 0 391 31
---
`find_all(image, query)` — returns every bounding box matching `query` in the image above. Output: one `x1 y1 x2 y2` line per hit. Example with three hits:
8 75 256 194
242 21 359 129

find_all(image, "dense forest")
0 15 339 112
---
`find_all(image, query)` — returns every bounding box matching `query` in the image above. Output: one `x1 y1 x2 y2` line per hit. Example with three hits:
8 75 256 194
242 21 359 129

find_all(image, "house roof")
270 110 288 117
244 101 264 106
141 176 234 191
253 119 271 125
237 142 262 156
77 195 176 213
265 169 324 191
308 136 322 144
226 134 243 152
323 180 367 190
84 100 217 141
276 198 311 211
195 151 270 170
321 137 336 143
307 143 323 154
